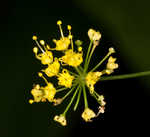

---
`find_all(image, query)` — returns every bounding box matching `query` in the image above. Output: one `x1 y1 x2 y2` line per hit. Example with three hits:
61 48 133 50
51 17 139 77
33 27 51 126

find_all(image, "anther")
32 35 37 40
33 47 38 53
78 47 82 52
38 72 43 77
40 40 45 45
38 72 49 84
57 20 64 38
57 20 62 25
29 99 34 104
67 25 71 30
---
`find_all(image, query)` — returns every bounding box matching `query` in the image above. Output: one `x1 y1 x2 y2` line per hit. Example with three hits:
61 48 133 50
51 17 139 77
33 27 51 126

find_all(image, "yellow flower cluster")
29 21 118 126
29 73 56 103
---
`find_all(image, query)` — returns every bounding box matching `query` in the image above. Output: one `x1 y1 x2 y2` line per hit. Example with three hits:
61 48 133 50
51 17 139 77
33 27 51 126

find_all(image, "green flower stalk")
28 20 150 126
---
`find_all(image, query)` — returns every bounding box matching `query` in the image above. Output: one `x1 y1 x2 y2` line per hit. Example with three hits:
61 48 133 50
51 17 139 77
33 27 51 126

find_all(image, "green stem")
72 80 78 86
100 71 150 81
56 87 68 92
68 70 78 77
91 92 98 101
73 88 82 111
84 40 93 72
85 46 96 72
62 86 76 100
91 52 111 72
63 86 80 115
82 84 88 108
78 66 83 72
75 67 82 75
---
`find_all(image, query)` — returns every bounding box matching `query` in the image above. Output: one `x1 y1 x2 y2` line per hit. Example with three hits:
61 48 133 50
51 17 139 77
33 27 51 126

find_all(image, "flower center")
76 71 87 85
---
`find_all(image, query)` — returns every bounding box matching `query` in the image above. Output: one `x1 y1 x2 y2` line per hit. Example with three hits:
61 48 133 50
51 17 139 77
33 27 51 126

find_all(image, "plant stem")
85 46 96 72
68 70 78 77
56 87 68 92
84 40 93 72
62 86 76 100
100 71 150 81
78 66 83 72
91 52 111 72
82 84 88 108
63 86 80 115
75 67 82 75
73 88 82 111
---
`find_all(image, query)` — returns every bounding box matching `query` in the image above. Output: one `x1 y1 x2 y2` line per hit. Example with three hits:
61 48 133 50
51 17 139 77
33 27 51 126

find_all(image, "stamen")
67 25 71 30
32 36 45 53
46 45 51 50
40 40 48 51
69 35 74 51
57 20 64 38
68 25 74 51
38 72 49 85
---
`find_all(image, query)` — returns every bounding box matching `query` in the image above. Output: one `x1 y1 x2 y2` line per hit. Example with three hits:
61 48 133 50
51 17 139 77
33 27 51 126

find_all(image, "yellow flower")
43 83 56 102
88 29 101 41
32 37 53 65
54 115 67 126
53 20 71 51
53 38 70 51
86 72 102 93
81 108 96 122
42 58 60 77
59 49 83 67
106 56 118 74
37 72 56 102
39 51 53 65
30 84 44 102
57 69 74 88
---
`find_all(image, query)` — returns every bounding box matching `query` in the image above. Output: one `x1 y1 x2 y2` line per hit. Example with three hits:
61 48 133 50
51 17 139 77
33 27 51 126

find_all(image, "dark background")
1 0 150 136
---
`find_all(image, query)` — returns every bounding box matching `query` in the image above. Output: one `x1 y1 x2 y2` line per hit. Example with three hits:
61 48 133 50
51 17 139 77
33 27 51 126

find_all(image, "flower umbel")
29 20 119 126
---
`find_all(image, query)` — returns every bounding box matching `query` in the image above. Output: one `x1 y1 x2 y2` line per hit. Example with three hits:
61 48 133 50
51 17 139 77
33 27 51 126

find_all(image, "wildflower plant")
29 20 150 126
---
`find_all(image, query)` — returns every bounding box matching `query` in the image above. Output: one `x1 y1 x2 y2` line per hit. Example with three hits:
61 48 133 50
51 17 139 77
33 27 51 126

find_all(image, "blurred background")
1 0 150 136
